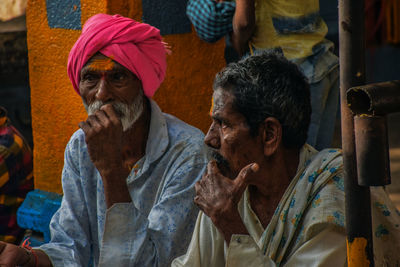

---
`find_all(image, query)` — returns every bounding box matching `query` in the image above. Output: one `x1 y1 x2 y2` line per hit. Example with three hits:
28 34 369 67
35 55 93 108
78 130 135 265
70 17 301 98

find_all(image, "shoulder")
301 173 345 242
163 113 208 160
63 129 91 167
295 148 345 238
309 148 343 169
163 113 205 144
65 129 87 153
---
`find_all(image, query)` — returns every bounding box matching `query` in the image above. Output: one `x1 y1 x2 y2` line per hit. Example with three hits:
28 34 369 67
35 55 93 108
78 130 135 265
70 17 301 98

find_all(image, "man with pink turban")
0 14 208 267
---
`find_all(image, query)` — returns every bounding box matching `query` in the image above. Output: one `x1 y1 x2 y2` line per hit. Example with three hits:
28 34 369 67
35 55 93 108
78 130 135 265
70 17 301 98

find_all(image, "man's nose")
204 123 220 149
95 78 113 102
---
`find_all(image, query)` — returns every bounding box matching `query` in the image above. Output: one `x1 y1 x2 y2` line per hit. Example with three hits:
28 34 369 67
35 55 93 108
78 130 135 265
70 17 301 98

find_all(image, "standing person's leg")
307 66 340 150
316 67 340 149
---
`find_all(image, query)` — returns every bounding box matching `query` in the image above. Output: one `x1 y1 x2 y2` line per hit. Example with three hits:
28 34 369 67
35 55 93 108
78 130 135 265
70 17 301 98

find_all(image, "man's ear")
260 117 282 156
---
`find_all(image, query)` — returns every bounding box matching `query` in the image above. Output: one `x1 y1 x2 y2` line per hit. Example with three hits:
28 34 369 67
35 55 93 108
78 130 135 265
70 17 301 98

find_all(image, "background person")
0 106 33 245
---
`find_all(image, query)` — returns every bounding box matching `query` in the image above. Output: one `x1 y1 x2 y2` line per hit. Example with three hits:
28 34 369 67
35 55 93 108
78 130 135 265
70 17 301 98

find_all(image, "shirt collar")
141 99 169 170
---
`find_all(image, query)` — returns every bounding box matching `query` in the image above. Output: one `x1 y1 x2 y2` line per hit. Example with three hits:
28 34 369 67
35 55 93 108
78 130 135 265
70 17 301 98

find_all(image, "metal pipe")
339 0 374 265
354 115 391 186
347 81 400 115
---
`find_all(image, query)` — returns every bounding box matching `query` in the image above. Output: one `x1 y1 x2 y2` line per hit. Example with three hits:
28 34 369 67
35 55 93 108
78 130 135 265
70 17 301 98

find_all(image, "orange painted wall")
27 0 225 193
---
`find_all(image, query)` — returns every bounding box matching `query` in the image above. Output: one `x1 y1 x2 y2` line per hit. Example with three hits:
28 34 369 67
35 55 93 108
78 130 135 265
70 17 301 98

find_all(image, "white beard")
83 91 144 132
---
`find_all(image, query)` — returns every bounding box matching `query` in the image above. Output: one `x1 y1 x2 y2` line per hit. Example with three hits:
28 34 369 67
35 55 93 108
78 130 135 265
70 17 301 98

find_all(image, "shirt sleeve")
38 139 92 267
99 150 207 267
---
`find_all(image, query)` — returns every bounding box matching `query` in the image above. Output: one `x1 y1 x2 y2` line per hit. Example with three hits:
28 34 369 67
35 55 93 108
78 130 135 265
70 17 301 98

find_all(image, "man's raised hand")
194 161 259 243
78 104 124 172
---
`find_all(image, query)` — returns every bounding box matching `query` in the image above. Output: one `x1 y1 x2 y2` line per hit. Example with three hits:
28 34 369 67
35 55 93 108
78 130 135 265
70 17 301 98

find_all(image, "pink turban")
67 14 167 98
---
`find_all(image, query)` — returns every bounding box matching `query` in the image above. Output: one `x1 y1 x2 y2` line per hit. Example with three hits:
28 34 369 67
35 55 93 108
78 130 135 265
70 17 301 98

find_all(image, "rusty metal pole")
339 0 374 265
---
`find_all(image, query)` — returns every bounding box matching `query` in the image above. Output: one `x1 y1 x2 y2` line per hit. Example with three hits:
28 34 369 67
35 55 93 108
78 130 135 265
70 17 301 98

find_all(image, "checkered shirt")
186 0 236 43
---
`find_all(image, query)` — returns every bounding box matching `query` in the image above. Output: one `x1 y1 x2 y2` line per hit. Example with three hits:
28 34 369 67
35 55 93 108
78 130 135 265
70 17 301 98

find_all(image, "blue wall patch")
142 0 192 35
46 0 82 30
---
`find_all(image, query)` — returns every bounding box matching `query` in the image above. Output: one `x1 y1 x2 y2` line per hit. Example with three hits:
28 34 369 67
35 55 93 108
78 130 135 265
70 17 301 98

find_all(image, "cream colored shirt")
172 189 347 267
172 145 400 266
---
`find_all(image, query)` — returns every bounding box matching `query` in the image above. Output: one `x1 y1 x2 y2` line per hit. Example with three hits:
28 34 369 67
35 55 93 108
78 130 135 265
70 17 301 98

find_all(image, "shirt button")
236 237 241 243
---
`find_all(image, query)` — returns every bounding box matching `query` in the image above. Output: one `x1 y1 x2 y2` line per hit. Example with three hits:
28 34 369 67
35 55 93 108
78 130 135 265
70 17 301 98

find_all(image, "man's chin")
213 160 236 179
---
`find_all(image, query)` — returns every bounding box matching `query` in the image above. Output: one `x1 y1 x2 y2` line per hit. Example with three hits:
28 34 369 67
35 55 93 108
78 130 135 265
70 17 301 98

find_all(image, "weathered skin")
195 88 300 244
0 241 52 267
78 53 150 208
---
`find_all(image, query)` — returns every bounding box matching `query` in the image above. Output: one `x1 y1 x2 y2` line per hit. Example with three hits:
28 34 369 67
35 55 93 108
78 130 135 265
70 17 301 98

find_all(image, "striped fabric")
186 0 235 43
0 107 33 244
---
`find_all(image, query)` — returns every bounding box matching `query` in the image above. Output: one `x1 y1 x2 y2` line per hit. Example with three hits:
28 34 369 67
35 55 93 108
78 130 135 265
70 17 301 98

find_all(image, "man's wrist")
19 247 37 267
20 238 38 267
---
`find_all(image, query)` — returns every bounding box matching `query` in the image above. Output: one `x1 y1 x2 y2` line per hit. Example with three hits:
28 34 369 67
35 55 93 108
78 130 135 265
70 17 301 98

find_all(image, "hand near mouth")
194 160 259 244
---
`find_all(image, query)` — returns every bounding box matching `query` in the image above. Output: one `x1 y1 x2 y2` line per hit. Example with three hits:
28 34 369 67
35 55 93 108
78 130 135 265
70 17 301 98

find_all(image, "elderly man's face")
79 53 144 131
204 88 264 179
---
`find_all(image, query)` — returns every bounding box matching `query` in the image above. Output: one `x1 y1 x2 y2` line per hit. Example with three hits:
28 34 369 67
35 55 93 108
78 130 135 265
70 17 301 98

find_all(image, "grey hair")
213 51 311 149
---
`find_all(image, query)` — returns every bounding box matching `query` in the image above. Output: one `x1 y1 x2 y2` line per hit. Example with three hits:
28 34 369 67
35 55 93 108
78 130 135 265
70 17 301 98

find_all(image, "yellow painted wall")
27 0 225 193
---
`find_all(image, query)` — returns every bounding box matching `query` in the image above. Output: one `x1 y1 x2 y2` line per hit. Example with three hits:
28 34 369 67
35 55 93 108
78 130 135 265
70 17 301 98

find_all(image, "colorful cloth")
67 14 167 98
37 100 209 267
172 144 400 266
0 107 33 244
186 0 235 43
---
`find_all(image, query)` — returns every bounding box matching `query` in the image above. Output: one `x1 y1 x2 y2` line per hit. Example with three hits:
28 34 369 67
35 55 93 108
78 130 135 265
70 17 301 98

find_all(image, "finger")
234 163 259 191
207 160 220 175
100 104 121 126
195 177 210 193
94 109 110 127
78 121 91 134
86 114 102 131
194 180 202 194
193 195 208 212
0 242 5 254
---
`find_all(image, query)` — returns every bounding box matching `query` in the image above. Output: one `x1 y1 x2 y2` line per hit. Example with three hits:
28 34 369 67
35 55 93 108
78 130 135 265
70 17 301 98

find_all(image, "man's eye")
113 72 126 81
221 122 229 129
83 74 97 82
213 119 228 129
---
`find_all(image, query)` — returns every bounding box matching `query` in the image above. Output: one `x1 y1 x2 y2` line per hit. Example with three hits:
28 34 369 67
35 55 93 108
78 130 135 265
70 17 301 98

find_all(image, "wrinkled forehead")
211 88 235 114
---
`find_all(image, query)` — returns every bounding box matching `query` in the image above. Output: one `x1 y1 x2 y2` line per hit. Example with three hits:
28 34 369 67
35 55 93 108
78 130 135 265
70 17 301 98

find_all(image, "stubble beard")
209 149 234 179
83 91 144 132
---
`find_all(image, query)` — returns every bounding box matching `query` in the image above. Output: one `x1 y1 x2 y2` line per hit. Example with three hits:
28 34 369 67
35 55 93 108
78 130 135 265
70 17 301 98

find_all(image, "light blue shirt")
38 100 209 267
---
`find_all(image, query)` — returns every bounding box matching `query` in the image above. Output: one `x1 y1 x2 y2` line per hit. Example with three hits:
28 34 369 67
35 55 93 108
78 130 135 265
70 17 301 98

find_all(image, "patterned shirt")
186 0 236 43
38 100 209 267
0 107 33 244
173 145 400 266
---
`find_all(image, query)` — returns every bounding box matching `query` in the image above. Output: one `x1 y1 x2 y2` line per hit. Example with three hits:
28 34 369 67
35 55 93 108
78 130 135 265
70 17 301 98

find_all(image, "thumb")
234 163 259 191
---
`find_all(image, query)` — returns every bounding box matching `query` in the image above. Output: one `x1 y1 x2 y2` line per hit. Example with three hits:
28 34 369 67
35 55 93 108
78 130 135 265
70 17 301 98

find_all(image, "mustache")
86 100 125 118
83 93 144 132
209 149 230 170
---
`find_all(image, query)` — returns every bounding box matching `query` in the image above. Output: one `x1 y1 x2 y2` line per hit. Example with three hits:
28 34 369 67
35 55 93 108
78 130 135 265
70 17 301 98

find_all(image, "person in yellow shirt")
187 0 339 150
